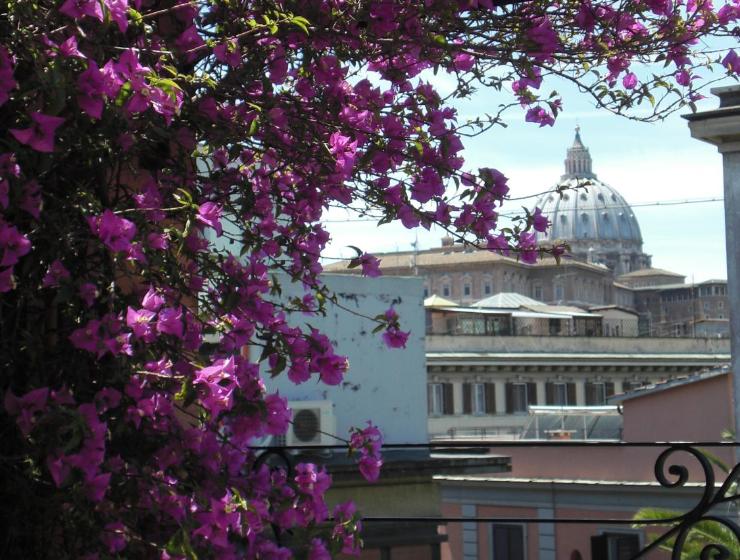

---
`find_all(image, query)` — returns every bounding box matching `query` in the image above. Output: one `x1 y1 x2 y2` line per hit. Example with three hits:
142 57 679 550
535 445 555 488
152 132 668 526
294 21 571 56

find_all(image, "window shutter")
462 383 472 414
505 383 514 414
590 535 608 560
443 383 454 415
605 382 615 398
585 382 596 405
526 382 537 405
427 384 433 413
567 383 576 405
485 383 496 413
545 382 554 405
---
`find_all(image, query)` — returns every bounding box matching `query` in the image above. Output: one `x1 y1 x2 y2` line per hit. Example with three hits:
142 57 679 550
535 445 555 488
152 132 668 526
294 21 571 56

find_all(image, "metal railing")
427 316 731 339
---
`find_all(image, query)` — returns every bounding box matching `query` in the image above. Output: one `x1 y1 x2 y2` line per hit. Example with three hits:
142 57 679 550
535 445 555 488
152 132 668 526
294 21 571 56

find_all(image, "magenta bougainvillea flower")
10 112 65 153
196 202 223 236
531 207 550 233
59 0 104 21
89 209 136 253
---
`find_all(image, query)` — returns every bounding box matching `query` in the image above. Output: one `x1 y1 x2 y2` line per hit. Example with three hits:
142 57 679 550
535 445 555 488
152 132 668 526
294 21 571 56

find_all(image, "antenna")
410 232 419 276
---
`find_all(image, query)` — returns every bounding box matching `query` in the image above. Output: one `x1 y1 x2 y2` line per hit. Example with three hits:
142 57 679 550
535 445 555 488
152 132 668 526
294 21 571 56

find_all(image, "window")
591 532 640 560
585 382 615 405
423 286 429 298
546 382 576 406
463 282 472 297
483 280 493 296
623 381 643 392
463 383 496 415
491 524 525 560
533 285 543 301
506 382 537 414
442 284 451 297
427 383 454 416
554 284 564 301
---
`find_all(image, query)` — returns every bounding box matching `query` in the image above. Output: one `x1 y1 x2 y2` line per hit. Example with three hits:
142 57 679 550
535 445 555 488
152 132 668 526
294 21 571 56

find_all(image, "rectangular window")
463 283 471 296
533 285 543 301
463 383 496 415
554 285 564 301
442 285 450 297
591 532 640 560
506 382 536 414
546 382 576 406
484 282 492 295
585 382 615 405
623 381 644 393
428 383 454 416
491 524 525 560
428 383 444 416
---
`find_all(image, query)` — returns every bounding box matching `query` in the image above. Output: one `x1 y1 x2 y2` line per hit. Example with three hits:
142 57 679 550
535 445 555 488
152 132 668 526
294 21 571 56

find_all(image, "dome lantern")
562 126 596 180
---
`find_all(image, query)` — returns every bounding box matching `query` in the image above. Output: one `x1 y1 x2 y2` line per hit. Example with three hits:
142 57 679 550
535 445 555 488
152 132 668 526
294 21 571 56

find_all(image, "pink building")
437 368 736 560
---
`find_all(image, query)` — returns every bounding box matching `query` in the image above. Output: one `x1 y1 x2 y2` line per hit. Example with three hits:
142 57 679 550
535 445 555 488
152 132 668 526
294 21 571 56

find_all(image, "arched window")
482 276 493 296
440 275 451 298
462 275 472 298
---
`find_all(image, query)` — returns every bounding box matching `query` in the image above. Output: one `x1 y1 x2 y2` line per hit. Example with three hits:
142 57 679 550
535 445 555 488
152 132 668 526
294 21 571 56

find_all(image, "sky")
322 72 731 282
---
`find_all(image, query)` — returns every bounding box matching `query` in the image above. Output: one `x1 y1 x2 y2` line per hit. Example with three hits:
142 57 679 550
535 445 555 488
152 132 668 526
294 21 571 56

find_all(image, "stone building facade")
424 323 730 439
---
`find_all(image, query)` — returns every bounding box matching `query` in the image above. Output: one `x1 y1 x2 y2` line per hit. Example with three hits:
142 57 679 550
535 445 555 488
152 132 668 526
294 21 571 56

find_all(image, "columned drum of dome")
535 129 652 276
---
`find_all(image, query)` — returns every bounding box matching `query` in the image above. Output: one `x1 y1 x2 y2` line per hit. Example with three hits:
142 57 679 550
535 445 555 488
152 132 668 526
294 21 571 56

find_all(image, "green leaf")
175 378 197 408
346 245 363 257
149 76 183 102
128 7 143 26
291 15 310 34
269 355 286 377
165 528 198 560
173 188 193 207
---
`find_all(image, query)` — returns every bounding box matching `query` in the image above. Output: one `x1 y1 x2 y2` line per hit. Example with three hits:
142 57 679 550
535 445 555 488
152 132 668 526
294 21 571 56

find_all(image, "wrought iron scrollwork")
635 444 740 559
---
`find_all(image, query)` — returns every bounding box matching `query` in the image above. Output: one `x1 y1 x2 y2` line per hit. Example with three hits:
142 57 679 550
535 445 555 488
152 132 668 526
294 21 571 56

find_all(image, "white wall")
265 273 429 445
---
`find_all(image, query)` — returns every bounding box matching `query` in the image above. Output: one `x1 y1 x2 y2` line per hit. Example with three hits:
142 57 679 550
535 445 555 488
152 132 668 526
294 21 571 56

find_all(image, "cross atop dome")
562 127 596 180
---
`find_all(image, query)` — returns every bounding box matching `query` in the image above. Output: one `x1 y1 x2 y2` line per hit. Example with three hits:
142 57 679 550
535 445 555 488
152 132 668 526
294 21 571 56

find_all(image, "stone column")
685 85 740 445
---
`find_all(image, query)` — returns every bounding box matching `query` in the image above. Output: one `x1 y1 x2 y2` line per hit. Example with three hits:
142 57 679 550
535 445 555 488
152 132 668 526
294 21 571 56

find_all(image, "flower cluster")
350 423 384 483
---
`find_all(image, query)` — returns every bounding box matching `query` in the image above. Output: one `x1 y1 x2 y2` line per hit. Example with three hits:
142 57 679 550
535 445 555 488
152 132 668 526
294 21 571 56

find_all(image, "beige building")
424 301 730 439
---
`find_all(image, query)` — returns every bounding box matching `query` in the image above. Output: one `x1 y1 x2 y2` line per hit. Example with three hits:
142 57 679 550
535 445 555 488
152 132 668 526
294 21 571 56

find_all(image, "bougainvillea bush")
0 0 737 557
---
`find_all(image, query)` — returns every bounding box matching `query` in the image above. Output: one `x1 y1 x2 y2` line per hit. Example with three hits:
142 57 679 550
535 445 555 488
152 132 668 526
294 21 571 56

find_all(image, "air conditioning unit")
286 401 336 447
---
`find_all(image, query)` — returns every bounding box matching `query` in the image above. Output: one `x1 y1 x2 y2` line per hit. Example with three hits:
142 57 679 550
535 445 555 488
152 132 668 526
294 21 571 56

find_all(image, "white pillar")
685 85 740 445
494 380 506 414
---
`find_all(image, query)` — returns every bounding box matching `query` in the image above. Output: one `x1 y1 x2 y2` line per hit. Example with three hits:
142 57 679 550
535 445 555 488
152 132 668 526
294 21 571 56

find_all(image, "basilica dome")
534 129 651 275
